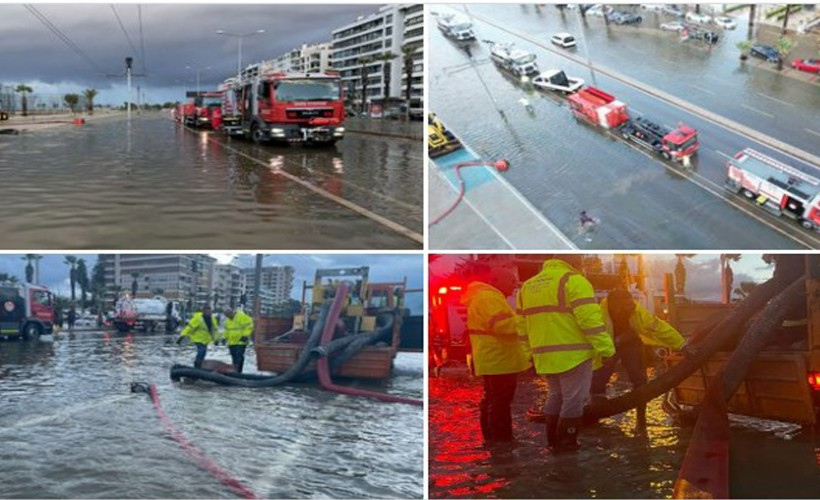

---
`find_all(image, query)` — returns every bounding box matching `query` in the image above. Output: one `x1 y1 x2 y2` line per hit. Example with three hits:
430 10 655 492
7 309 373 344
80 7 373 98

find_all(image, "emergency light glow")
438 287 448 295
808 372 820 391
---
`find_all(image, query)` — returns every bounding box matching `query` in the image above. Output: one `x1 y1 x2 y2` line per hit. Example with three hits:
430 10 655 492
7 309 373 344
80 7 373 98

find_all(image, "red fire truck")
218 77 242 136
224 64 346 145
0 283 54 339
567 87 699 163
178 92 222 129
725 148 820 231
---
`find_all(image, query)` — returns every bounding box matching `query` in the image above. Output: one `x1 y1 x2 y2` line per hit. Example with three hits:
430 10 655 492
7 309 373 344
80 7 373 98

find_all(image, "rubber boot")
491 403 514 442
479 399 493 442
556 417 583 451
545 414 560 449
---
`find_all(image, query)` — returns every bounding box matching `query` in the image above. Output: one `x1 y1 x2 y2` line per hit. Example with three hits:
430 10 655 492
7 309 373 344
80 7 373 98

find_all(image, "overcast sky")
0 253 424 313
0 3 376 104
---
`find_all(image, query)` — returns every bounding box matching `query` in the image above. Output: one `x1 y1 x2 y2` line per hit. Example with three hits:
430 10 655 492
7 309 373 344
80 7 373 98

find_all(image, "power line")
110 4 140 58
23 4 103 73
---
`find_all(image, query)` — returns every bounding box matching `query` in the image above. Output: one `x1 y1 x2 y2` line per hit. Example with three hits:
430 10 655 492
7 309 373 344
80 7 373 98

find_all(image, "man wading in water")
177 304 219 368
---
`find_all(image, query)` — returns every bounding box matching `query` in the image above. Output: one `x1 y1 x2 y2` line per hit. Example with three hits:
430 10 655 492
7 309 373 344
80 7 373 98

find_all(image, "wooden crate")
256 342 394 380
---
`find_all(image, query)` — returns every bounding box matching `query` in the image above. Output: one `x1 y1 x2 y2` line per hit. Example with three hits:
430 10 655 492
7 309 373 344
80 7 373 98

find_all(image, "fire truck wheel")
22 323 41 340
800 219 815 230
662 151 671 161
251 124 264 144
742 189 755 199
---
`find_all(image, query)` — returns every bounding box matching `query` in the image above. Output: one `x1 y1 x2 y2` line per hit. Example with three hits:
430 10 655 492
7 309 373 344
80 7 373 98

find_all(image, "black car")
750 44 780 62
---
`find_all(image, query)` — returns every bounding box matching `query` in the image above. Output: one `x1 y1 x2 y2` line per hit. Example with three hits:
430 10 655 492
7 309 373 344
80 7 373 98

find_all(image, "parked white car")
641 4 665 11
685 11 713 25
532 69 584 94
550 32 577 48
660 21 687 32
714 16 737 29
661 5 684 17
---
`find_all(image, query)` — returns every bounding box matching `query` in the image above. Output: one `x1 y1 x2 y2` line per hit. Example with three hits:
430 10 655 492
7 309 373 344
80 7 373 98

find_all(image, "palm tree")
64 255 78 302
375 52 398 101
0 273 19 283
780 4 792 35
720 254 742 303
674 254 696 295
15 84 33 116
76 258 89 310
91 262 106 312
22 254 36 284
130 272 139 298
64 94 80 114
775 36 796 71
357 55 374 115
748 4 757 39
83 88 98 115
402 45 419 121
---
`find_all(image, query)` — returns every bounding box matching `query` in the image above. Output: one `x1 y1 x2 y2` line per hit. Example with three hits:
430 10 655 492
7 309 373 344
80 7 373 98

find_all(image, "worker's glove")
175 336 185 345
240 336 250 344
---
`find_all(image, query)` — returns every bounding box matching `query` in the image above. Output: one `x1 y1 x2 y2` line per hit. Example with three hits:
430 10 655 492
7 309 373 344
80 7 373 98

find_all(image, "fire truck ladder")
742 148 820 187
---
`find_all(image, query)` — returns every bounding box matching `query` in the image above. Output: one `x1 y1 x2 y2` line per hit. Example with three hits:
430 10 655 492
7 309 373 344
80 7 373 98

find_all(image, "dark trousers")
229 345 247 373
194 343 208 368
480 373 518 442
591 340 647 394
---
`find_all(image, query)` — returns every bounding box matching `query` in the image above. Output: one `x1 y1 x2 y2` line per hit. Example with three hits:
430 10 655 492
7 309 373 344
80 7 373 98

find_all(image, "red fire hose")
138 383 258 499
316 284 423 407
429 160 510 227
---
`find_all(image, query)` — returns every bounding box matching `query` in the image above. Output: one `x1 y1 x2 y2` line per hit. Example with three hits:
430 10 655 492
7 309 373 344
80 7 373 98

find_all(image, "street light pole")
185 65 211 95
216 29 265 77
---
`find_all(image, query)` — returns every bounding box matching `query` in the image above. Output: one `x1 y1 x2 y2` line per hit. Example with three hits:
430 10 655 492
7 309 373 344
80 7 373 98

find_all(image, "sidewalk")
344 116 423 140
1 109 127 132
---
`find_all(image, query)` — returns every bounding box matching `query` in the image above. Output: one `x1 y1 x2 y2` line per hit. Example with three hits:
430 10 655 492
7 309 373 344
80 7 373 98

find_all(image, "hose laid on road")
430 160 510 227
315 285 422 407
131 382 258 499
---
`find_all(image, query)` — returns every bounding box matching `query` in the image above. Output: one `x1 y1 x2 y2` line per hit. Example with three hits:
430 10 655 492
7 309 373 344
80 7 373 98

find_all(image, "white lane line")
646 67 665 76
741 103 775 119
704 74 733 86
688 84 716 96
755 92 796 108
805 128 820 139
624 46 646 55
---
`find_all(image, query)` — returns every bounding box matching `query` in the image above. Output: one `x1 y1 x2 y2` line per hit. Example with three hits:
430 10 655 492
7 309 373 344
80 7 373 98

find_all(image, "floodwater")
0 331 423 499
429 5 820 250
0 113 423 249
429 366 820 499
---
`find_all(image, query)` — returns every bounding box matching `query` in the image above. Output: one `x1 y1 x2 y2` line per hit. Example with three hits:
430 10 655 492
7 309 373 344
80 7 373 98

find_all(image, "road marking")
646 67 665 76
741 104 775 119
688 84 716 96
755 92 796 108
624 46 646 55
703 74 732 86
805 128 820 139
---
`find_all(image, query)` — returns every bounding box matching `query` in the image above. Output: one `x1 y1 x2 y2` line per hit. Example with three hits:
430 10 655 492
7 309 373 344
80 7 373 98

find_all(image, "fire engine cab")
0 283 54 340
223 64 345 145
567 87 699 163
726 148 820 231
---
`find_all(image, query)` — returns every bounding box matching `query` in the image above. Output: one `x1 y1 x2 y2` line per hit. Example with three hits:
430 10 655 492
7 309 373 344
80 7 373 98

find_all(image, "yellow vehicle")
665 255 820 429
428 112 463 158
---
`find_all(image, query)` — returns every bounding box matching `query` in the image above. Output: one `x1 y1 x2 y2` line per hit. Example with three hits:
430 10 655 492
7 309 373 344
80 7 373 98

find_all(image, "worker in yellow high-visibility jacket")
591 289 688 427
176 304 219 368
461 266 529 442
517 256 615 451
222 307 254 373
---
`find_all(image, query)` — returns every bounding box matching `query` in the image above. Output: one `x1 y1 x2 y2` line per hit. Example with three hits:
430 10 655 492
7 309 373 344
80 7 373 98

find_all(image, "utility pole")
253 254 262 319
216 29 266 77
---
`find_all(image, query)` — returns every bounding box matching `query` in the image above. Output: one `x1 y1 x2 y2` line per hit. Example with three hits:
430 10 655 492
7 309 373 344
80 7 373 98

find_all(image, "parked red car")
791 58 820 73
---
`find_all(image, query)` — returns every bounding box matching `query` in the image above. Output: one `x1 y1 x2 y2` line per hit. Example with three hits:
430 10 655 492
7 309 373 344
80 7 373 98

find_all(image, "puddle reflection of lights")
268 155 285 173
332 157 344 173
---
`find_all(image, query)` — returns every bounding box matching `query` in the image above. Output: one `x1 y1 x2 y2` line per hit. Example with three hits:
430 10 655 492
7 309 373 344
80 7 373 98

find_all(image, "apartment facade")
266 42 334 74
241 265 295 304
331 4 424 110
214 264 247 310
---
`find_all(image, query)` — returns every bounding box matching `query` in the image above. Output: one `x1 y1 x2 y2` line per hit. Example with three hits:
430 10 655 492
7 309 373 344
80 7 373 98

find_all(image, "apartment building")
241 265 295 304
266 42 334 74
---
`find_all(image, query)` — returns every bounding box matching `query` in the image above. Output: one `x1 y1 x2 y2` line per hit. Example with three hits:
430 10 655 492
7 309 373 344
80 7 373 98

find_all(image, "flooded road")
429 366 820 499
0 331 423 498
0 113 423 249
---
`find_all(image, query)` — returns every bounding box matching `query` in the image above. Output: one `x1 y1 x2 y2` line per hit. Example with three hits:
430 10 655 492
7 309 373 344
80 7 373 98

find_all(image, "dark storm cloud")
0 4 376 100
0 254 97 293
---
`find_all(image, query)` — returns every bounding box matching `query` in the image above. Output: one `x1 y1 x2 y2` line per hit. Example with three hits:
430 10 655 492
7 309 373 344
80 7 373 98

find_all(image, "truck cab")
489 42 540 77
193 92 222 129
0 283 54 339
238 69 346 145
437 15 476 41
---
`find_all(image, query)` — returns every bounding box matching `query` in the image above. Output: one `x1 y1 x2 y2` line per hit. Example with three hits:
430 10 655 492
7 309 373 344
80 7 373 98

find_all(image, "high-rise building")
331 4 424 110
214 264 246 310
97 254 217 309
241 265 294 304
267 42 334 74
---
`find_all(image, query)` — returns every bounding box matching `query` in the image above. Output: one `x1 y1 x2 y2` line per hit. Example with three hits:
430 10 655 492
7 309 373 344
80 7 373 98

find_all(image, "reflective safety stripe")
571 297 597 308
467 329 513 337
646 318 660 331
556 272 574 309
531 343 593 354
519 304 572 316
582 325 607 336
488 312 513 328
518 335 529 342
